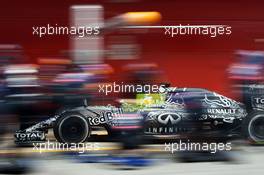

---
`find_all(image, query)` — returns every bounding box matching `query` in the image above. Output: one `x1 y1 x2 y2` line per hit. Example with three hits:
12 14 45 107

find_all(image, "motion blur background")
0 0 264 174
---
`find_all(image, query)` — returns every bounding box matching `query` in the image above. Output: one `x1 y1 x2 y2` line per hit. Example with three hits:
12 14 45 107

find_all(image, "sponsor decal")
147 111 182 125
157 112 181 125
252 97 264 109
254 97 264 104
202 109 245 123
145 126 188 134
87 111 114 125
15 131 46 142
207 108 236 115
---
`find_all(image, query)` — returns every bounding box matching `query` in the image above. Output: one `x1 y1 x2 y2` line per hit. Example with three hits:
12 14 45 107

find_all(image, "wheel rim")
249 115 264 141
58 115 89 143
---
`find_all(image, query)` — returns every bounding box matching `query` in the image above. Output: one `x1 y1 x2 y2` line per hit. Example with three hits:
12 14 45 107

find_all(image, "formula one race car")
14 86 263 144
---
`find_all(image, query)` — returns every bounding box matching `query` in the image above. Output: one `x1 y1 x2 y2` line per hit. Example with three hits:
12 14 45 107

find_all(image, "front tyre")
243 111 264 143
53 112 90 143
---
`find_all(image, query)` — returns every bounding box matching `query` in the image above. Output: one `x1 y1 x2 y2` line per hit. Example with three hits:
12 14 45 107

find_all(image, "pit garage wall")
1 0 264 98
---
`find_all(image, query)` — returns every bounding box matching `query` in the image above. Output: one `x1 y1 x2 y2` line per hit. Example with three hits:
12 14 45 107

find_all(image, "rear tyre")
53 112 90 143
243 111 264 143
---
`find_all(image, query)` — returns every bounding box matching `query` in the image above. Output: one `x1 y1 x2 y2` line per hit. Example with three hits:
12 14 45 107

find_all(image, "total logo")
254 97 264 104
157 112 181 125
15 131 46 141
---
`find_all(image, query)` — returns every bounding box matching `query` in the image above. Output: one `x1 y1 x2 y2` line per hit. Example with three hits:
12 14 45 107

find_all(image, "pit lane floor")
15 146 264 175
0 132 264 175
